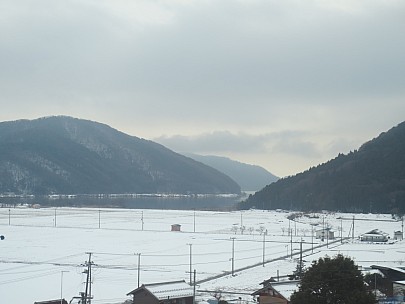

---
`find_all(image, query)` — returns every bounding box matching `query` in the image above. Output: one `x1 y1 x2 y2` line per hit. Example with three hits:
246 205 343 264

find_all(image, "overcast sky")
1 0 404 177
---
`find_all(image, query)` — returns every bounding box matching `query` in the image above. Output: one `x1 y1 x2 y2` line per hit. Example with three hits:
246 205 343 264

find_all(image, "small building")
252 281 298 304
360 229 389 242
127 280 193 304
171 224 181 232
315 228 335 240
371 265 405 282
34 300 68 304
394 231 403 241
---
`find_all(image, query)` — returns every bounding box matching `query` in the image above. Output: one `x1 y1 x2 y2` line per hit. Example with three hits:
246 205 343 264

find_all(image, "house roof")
361 229 389 236
252 281 298 301
315 228 334 233
371 265 405 274
271 281 299 300
260 277 277 286
371 265 405 282
34 300 68 304
127 280 193 300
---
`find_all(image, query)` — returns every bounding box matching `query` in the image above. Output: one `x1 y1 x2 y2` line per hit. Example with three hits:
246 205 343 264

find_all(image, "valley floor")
0 207 403 303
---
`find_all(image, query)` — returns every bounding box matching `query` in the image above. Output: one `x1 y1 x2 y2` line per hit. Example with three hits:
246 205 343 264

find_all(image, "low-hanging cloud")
155 130 321 159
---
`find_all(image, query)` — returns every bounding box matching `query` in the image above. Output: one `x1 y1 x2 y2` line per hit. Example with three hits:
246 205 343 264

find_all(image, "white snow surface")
0 207 404 303
140 281 194 300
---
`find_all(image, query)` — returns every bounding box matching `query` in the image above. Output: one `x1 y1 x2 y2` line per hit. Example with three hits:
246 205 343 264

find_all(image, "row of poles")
3 209 197 232
55 217 361 303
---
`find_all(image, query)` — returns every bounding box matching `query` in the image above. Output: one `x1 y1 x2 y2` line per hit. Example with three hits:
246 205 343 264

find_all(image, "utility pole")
54 208 57 227
83 252 94 304
374 273 377 297
230 237 235 276
187 244 192 285
8 209 10 226
322 216 325 241
352 216 355 242
193 209 196 233
299 240 303 278
290 228 293 258
60 270 69 304
141 211 144 231
98 209 101 229
193 270 196 304
137 253 141 287
262 230 266 267
341 218 343 243
311 224 314 253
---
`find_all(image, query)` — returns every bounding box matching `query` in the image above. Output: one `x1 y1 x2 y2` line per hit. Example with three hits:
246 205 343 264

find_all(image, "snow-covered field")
0 207 404 303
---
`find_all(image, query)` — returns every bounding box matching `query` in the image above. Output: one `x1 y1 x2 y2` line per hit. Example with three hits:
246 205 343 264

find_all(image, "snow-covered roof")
371 265 405 274
315 228 334 233
252 281 299 300
128 280 193 300
270 281 299 300
361 229 389 236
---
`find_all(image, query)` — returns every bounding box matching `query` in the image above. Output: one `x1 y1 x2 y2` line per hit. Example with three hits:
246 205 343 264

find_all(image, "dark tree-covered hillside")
240 121 405 213
0 116 240 195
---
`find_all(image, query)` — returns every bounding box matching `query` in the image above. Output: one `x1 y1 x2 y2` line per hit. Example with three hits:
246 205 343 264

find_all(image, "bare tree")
212 288 223 301
258 225 266 235
231 225 238 234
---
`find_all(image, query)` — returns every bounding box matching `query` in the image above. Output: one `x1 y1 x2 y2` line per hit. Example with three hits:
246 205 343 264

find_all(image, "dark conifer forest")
240 121 405 213
0 116 240 195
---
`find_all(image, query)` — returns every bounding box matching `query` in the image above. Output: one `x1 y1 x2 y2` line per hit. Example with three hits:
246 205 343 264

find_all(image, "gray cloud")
156 131 270 154
155 130 320 158
0 0 404 176
2 1 404 105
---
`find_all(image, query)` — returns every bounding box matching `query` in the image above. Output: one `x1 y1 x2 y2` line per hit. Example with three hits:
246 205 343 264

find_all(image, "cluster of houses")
34 227 404 304
314 227 403 243
34 266 405 304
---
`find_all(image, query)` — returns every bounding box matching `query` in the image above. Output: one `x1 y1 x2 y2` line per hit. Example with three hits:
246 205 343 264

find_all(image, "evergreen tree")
290 254 376 304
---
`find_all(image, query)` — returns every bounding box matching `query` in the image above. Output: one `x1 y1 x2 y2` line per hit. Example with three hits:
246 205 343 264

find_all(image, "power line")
0 269 61 285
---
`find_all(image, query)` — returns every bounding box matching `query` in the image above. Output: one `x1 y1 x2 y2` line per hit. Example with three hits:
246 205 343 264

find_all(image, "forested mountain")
0 116 240 195
240 121 405 213
184 153 278 191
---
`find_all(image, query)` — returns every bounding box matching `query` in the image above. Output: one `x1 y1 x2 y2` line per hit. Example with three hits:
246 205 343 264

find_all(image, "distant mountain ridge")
0 116 240 195
240 121 405 213
184 153 278 191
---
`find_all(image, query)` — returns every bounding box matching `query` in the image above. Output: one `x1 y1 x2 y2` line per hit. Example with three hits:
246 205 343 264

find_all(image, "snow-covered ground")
0 207 403 303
